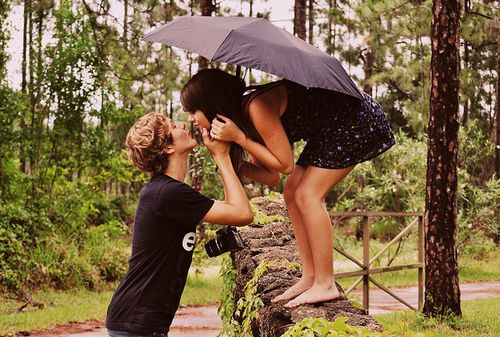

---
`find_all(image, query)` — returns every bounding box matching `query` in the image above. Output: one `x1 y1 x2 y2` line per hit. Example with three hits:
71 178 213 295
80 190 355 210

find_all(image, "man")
106 112 253 337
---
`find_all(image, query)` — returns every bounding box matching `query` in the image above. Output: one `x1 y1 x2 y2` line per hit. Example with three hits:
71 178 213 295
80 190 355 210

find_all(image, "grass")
0 287 114 336
180 269 223 306
0 271 222 336
377 297 500 337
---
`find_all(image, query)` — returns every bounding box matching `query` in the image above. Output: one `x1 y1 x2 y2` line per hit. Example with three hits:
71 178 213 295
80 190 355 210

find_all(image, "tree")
423 0 462 317
486 19 500 180
197 0 215 69
294 0 306 40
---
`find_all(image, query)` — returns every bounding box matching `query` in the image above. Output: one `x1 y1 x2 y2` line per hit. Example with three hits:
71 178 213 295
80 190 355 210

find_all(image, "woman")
181 69 395 308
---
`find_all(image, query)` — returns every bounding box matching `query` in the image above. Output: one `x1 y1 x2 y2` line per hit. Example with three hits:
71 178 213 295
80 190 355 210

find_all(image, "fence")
330 211 424 313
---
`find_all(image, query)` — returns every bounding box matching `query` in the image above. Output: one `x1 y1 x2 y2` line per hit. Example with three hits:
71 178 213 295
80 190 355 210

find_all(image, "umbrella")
143 16 363 100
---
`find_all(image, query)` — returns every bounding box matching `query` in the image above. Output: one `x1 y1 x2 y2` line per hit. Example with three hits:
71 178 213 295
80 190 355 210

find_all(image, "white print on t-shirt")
182 232 196 252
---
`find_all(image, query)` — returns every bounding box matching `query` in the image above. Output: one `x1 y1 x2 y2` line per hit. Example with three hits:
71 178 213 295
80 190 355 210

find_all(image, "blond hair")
125 112 173 175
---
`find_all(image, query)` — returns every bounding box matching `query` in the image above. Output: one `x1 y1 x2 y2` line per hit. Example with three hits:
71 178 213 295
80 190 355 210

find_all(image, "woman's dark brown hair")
125 112 173 176
180 69 264 183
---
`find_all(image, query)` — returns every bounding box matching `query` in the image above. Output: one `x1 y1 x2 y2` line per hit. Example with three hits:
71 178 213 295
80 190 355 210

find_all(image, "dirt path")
30 281 500 337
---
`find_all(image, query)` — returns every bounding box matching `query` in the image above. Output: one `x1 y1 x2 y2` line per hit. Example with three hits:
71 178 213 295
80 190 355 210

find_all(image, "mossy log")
231 196 383 336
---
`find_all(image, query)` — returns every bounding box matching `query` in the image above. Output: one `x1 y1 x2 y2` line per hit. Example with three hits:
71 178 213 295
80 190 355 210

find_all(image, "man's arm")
201 128 253 226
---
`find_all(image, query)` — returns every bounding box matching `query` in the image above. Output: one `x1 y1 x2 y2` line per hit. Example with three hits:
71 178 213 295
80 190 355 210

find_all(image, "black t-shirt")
106 174 214 334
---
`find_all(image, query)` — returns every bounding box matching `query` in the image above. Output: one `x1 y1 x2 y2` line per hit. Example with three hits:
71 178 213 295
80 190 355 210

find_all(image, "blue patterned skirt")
281 81 396 169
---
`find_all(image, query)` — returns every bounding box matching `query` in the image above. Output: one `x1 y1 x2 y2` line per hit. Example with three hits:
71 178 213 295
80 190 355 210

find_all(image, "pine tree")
423 0 462 317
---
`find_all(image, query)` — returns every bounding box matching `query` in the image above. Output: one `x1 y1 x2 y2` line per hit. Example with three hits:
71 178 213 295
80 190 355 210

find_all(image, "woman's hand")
210 114 245 143
202 127 230 157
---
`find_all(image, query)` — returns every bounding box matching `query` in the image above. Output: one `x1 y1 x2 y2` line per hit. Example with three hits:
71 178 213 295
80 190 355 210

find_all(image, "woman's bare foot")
284 284 340 308
271 279 313 303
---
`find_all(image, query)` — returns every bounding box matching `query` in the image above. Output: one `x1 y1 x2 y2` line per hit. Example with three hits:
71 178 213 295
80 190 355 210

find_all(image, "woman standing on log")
181 69 395 308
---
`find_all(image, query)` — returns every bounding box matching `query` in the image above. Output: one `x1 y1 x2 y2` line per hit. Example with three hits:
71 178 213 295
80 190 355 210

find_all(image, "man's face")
167 119 198 153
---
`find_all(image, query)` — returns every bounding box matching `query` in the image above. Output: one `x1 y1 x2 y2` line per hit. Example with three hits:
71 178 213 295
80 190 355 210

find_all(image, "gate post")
362 216 370 311
418 214 424 310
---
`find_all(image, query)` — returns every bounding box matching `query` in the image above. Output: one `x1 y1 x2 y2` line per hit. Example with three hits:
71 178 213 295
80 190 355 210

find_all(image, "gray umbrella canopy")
143 16 363 100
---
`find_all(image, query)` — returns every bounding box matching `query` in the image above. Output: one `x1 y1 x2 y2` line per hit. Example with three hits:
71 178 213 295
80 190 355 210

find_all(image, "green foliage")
0 204 38 290
218 253 238 337
251 204 285 225
0 0 9 81
329 131 426 220
233 259 270 336
458 177 500 244
458 119 495 184
219 258 300 337
0 211 129 291
282 317 385 337
196 145 224 200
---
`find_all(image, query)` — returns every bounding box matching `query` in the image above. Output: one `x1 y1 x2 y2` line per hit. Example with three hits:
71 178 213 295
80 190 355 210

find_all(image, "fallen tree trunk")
230 196 383 336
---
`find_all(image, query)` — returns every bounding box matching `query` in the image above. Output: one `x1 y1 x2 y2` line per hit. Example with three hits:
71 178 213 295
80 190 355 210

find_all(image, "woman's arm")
241 153 281 186
212 105 294 175
200 128 253 226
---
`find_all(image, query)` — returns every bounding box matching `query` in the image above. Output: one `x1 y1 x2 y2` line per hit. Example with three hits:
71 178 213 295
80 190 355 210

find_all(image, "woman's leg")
272 166 314 302
284 165 355 308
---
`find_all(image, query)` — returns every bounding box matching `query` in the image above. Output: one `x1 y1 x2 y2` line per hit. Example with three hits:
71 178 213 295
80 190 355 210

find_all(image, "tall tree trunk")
27 0 34 176
294 0 306 41
32 5 44 171
197 0 214 69
423 0 462 317
462 42 469 126
123 0 128 51
308 0 314 45
461 0 471 127
20 0 30 173
495 28 500 180
326 0 333 55
363 48 374 96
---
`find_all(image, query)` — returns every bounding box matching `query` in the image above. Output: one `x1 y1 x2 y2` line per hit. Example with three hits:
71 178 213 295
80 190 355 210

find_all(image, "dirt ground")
26 281 500 337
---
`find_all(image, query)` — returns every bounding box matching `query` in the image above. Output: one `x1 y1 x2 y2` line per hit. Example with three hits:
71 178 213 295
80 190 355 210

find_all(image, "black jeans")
107 329 167 337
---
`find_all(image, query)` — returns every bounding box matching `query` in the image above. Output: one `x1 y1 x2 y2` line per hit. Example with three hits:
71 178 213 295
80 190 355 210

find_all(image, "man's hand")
202 127 230 157
210 114 246 144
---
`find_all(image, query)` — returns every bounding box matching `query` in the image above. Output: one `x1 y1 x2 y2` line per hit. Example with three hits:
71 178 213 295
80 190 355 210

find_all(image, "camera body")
205 226 245 257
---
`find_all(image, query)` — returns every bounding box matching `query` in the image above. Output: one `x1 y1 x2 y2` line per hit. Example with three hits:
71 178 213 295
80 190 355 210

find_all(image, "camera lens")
205 237 223 257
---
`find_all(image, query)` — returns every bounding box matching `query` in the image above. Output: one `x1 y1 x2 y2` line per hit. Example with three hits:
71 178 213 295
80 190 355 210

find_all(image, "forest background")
0 0 498 311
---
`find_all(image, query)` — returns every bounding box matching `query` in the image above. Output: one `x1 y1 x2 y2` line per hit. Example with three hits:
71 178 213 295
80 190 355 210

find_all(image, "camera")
205 226 245 257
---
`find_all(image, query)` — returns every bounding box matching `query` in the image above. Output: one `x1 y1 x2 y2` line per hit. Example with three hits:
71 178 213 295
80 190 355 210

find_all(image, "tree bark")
461 0 471 127
494 20 500 180
423 0 462 317
363 48 374 96
326 0 334 55
20 0 30 173
197 0 215 69
307 0 314 45
123 0 128 51
294 0 306 41
230 197 383 336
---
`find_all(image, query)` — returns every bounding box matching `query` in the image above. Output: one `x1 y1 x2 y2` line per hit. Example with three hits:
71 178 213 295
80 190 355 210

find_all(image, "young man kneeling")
106 112 253 337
